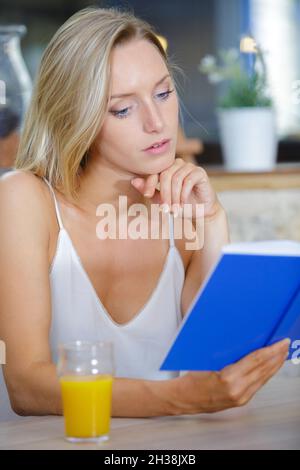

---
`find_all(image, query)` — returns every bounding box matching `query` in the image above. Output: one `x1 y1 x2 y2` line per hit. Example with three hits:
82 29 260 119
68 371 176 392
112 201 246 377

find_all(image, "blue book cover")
160 240 300 372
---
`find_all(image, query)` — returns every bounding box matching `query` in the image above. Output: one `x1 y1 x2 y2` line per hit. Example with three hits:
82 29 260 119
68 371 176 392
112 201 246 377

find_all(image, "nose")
142 101 164 133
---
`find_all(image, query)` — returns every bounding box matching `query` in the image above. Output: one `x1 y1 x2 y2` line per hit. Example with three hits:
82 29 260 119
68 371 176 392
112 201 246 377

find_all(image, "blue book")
160 240 300 372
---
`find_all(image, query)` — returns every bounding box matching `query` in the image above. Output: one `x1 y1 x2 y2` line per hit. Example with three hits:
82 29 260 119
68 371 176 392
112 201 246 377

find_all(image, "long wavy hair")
14 6 183 200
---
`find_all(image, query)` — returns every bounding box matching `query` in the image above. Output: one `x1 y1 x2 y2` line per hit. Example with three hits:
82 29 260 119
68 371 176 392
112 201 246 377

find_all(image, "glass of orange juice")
57 340 115 443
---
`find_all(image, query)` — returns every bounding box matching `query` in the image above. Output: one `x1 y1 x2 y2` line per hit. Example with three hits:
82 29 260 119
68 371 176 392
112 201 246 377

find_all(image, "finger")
180 167 208 205
159 159 185 210
224 349 288 408
245 348 288 389
131 177 145 194
143 174 159 198
171 163 194 213
222 338 290 380
238 351 288 406
131 174 158 198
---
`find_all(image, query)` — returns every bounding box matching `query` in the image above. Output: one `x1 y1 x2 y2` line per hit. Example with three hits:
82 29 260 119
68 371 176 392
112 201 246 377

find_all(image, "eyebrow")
110 74 171 100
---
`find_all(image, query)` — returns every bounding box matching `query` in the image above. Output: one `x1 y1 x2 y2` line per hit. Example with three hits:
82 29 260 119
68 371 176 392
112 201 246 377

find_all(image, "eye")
110 89 175 119
156 89 175 100
110 107 131 119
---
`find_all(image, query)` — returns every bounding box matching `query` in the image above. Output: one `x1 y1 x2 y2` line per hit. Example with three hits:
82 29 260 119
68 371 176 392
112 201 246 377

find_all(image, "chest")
48 202 190 325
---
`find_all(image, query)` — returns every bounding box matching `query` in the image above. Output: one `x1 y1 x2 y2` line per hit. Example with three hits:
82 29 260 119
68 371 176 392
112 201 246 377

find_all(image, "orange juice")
60 374 113 439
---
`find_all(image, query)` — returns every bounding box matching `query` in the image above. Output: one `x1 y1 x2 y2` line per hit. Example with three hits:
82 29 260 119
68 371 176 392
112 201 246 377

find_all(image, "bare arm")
4 339 289 418
7 361 179 418
181 202 230 316
0 171 58 415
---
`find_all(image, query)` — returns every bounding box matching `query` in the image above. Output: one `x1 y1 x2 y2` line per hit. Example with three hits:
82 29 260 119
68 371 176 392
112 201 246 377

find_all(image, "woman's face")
91 38 179 175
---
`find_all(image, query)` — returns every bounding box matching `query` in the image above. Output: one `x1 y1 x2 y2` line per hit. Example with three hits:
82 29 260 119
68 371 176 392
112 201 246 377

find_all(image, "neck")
76 156 150 216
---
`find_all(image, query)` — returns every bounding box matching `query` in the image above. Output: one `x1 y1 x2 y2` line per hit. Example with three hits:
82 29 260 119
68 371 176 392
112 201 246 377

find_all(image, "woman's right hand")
172 338 290 415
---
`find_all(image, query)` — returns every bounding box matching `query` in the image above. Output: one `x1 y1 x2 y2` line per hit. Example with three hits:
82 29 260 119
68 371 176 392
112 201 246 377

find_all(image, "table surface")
0 375 299 450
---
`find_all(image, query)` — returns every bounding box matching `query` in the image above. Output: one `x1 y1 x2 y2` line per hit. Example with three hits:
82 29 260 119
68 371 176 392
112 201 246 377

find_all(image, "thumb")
131 177 145 193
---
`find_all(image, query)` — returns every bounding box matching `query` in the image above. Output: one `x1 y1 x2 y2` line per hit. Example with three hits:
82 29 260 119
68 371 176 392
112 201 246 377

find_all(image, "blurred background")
0 0 299 242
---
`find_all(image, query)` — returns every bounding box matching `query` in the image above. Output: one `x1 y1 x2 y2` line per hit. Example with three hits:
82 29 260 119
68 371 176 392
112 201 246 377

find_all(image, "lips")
144 139 170 151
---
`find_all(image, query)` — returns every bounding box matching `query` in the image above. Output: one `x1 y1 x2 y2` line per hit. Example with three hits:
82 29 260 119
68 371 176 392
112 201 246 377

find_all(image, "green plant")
198 43 272 108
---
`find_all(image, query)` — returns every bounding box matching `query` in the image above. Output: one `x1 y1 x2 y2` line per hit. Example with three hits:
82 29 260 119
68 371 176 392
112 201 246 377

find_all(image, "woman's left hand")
131 158 221 220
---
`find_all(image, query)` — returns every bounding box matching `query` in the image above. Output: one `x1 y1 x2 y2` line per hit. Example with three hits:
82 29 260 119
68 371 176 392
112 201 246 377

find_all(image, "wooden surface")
205 163 300 191
0 376 299 450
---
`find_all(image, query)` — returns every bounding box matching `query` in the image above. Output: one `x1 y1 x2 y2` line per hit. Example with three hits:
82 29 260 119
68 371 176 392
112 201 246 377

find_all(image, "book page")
222 240 300 256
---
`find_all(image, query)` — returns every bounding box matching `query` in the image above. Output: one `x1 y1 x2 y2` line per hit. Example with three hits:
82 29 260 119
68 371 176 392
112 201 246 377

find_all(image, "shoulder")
0 169 49 210
0 169 46 197
0 170 51 243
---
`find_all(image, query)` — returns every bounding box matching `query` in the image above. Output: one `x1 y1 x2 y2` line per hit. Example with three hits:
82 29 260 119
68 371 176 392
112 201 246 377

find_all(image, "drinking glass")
57 340 115 443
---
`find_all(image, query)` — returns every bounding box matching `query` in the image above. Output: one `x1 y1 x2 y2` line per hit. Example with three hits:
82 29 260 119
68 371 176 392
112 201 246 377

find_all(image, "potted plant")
199 37 277 171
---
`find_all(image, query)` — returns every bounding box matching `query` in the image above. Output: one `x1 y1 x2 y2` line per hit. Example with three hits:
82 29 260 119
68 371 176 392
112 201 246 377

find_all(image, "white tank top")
43 177 185 381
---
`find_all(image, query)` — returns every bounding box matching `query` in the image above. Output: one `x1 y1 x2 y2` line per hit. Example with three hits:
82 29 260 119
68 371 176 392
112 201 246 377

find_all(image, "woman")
0 7 289 419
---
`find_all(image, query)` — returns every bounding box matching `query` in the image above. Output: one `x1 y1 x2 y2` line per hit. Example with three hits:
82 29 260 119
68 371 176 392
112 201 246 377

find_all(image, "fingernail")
283 338 291 346
144 192 151 197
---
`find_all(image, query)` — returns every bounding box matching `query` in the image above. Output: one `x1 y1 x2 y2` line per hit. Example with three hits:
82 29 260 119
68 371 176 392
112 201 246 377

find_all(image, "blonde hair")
14 6 183 200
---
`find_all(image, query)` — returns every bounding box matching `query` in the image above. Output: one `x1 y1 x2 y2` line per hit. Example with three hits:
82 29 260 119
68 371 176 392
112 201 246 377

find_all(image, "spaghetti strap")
43 177 64 230
168 212 175 248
